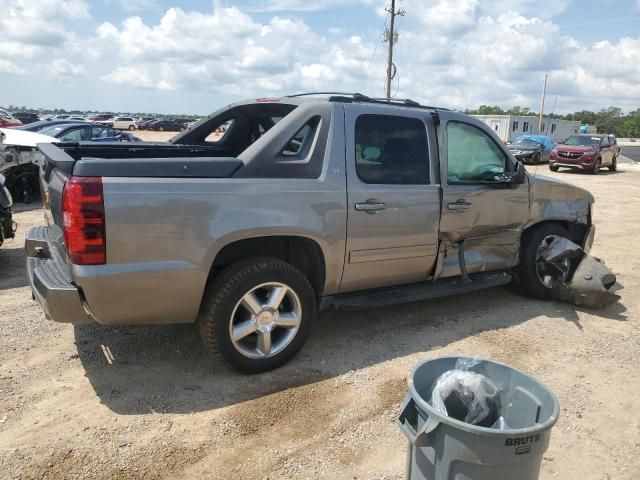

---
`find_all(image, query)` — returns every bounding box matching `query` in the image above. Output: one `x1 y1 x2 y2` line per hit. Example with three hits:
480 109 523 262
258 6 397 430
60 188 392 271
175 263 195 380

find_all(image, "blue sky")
1 0 639 115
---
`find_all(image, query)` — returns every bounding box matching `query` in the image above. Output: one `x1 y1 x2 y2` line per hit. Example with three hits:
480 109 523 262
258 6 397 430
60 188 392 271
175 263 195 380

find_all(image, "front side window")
355 114 429 185
447 122 507 183
58 128 87 142
512 121 519 131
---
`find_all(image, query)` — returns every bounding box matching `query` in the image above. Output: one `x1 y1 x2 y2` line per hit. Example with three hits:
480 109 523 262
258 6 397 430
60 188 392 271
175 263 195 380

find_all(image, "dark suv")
550 134 621 174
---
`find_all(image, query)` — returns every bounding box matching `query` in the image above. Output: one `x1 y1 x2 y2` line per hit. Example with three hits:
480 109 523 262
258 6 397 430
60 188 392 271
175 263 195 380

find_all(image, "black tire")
532 152 540 165
591 158 601 175
197 257 316 373
515 223 573 300
609 155 617 172
128 125 135 131
159 127 164 132
549 165 559 172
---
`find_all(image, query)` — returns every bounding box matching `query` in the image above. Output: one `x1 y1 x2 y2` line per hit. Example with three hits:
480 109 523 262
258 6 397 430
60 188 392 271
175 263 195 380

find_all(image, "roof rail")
286 92 362 98
285 92 451 111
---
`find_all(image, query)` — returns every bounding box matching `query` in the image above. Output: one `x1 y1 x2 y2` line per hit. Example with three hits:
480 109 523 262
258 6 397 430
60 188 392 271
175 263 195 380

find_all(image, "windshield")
39 126 67 137
565 135 600 146
511 140 540 149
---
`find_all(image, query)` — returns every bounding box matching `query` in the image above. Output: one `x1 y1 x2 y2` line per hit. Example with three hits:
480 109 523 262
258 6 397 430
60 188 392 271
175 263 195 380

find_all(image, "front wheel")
549 165 559 172
515 224 576 300
591 158 601 175
197 257 315 373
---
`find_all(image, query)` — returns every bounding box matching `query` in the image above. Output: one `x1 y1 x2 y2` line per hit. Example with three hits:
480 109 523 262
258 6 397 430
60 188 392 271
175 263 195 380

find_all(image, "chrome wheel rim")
229 282 302 359
535 236 570 288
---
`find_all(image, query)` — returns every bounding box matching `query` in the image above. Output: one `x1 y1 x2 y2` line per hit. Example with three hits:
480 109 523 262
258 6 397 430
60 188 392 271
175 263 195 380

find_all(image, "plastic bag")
430 358 499 426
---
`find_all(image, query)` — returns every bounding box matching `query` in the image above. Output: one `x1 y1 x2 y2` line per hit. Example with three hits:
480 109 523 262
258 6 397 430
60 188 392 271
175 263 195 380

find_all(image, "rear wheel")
128 125 135 131
515 223 575 300
609 155 617 172
197 257 315 373
532 152 541 165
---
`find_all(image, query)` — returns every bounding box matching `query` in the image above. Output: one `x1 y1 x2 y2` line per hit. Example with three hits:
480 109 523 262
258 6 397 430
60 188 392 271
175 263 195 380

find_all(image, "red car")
0 109 22 128
550 134 621 174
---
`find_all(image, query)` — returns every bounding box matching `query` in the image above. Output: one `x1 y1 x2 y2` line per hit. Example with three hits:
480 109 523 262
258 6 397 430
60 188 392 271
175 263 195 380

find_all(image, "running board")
321 271 512 311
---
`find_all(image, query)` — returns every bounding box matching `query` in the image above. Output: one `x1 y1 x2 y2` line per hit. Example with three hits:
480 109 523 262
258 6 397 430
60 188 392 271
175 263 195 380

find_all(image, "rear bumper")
25 226 92 324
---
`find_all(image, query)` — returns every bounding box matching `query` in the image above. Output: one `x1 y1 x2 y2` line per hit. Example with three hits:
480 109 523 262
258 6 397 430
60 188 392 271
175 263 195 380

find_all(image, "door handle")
447 199 472 211
355 200 386 213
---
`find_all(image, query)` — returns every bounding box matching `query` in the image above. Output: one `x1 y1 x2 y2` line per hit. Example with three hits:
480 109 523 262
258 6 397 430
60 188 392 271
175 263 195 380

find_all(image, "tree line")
464 105 640 138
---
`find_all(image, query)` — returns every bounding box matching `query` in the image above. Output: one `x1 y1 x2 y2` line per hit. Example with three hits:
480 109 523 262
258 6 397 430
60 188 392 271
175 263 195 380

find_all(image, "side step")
322 271 512 311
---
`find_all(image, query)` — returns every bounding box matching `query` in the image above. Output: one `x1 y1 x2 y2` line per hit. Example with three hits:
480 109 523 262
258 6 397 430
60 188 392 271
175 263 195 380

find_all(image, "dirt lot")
1 164 639 480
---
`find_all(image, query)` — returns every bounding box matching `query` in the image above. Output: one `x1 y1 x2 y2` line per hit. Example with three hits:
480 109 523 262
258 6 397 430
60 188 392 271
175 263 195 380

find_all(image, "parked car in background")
137 118 158 129
12 112 40 125
16 119 80 132
146 119 185 131
0 173 15 247
38 123 122 142
0 110 22 128
67 116 88 122
550 134 621 174
507 135 555 164
112 116 137 130
87 114 114 123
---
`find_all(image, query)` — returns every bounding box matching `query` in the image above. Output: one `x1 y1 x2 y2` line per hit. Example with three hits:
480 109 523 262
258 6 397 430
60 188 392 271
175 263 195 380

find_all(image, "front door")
437 114 530 277
340 105 441 292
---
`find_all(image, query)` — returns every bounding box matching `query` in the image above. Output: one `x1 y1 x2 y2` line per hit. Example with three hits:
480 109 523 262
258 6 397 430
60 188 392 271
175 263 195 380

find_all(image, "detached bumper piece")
539 235 621 308
25 226 92 324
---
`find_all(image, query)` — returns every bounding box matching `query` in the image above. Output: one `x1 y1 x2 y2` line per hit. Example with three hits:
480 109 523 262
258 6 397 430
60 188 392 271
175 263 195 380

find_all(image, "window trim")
445 120 512 186
353 113 431 186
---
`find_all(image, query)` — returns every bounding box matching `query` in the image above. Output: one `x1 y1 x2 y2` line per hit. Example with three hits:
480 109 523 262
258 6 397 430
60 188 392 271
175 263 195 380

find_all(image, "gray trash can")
398 356 559 480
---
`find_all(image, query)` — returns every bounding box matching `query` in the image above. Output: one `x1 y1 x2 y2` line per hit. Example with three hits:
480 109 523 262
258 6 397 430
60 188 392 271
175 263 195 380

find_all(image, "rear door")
340 104 441 292
437 113 530 276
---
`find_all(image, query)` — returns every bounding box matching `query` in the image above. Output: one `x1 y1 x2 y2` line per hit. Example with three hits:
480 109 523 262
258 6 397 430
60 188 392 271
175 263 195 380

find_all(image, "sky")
1 0 639 115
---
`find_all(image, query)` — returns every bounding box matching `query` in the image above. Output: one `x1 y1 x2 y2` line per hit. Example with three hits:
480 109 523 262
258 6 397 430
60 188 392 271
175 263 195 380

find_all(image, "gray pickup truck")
26 94 594 372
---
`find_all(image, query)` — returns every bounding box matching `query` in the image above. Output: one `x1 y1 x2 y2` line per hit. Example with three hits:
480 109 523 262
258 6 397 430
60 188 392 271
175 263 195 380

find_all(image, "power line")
558 16 640 28
360 12 390 92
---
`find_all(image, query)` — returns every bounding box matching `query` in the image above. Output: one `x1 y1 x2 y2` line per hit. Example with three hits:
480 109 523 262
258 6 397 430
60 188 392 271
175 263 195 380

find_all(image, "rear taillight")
62 176 106 265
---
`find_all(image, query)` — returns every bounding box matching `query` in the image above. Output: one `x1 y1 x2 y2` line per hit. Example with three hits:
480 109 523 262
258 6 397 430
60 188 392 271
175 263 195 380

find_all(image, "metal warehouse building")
471 115 580 143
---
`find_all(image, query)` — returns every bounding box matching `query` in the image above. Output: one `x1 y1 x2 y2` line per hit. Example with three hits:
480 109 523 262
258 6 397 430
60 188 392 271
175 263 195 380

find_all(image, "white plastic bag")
430 359 499 426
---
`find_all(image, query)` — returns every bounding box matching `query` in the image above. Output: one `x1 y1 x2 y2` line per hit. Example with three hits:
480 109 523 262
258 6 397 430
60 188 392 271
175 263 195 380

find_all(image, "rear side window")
355 114 429 184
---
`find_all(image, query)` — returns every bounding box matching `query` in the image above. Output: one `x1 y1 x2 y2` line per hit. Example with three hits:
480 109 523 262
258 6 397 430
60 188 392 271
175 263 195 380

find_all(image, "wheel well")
212 236 326 296
521 220 588 249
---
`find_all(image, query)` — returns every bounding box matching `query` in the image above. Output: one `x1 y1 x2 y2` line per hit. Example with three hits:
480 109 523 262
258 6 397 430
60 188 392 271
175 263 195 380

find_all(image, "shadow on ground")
0 246 28 290
74 286 627 415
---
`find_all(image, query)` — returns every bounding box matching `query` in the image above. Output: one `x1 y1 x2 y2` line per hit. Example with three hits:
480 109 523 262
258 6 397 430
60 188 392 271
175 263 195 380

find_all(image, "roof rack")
286 92 360 98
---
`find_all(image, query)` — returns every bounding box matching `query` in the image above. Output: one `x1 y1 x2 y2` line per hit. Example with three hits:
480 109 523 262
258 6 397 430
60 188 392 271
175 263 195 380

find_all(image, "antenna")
385 0 405 99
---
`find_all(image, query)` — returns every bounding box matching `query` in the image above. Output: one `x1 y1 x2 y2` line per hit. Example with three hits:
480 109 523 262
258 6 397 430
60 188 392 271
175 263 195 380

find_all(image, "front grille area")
558 151 583 159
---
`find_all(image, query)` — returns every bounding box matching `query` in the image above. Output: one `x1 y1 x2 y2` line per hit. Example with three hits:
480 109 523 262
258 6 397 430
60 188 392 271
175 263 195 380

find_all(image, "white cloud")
50 59 86 79
0 60 27 75
0 1 638 114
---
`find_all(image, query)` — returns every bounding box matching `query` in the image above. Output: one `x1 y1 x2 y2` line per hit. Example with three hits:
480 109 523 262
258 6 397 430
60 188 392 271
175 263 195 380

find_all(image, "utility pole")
385 0 405 98
538 74 548 134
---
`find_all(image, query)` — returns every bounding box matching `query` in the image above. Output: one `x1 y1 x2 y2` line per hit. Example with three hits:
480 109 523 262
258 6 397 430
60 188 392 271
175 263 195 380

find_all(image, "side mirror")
514 160 527 184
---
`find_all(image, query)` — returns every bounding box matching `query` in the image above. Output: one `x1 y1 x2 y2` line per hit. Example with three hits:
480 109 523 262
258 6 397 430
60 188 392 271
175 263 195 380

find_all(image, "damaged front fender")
552 255 621 309
538 235 621 308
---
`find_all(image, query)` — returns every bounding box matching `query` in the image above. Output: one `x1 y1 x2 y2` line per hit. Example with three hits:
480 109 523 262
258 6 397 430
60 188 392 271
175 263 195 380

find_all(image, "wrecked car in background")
0 173 16 247
26 93 620 373
0 128 56 203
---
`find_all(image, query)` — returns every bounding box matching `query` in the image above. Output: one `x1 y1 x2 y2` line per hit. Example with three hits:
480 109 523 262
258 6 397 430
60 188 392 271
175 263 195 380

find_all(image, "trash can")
398 356 559 480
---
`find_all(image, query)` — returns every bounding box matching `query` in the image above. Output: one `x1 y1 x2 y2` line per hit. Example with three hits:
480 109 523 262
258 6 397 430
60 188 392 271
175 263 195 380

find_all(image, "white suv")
112 116 138 130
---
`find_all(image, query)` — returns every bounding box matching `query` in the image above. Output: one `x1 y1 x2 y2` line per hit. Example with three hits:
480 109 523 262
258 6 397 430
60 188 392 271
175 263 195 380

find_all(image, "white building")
471 115 580 143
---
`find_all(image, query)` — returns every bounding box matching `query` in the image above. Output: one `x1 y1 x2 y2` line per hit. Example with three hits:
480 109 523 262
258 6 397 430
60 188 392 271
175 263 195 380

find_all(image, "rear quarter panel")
74 109 348 326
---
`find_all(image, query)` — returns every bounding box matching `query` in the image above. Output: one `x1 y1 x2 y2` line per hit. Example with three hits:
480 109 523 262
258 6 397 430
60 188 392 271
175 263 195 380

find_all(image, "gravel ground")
0 165 639 479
